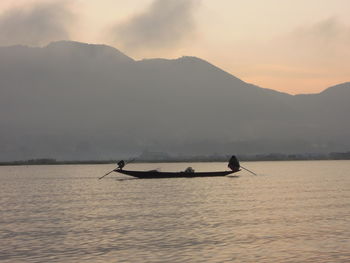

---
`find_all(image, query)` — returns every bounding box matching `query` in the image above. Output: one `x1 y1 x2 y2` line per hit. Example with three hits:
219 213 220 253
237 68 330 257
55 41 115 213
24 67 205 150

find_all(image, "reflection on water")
0 161 350 262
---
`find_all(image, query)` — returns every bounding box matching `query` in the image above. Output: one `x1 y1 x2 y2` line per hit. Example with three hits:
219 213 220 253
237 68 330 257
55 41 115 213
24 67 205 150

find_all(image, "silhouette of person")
117 160 125 170
228 155 240 172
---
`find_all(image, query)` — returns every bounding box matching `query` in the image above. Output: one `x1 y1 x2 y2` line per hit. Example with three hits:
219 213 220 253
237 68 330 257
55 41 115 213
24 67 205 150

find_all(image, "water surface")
1 161 350 262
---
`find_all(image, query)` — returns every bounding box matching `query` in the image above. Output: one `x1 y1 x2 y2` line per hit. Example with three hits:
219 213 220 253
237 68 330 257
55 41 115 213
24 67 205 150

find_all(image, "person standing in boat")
228 155 240 172
117 160 125 170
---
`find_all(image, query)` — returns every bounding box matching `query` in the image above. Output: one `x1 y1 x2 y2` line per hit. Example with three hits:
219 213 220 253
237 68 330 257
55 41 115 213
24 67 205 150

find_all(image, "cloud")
111 0 200 50
0 1 74 46
292 17 350 49
252 17 350 67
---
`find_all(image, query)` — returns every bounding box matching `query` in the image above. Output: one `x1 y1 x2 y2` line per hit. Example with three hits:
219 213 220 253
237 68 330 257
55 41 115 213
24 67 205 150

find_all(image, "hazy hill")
0 41 349 160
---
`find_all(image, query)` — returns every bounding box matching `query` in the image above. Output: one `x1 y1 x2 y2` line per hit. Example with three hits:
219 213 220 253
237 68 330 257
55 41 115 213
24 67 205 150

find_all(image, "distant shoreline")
1 153 350 166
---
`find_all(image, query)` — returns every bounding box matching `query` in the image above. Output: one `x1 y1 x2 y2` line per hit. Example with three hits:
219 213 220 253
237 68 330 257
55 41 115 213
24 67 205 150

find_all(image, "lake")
0 161 349 262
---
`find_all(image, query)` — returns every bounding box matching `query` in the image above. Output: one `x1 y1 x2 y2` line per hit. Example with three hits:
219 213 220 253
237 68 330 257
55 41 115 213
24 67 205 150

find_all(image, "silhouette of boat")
115 169 238 179
112 156 240 179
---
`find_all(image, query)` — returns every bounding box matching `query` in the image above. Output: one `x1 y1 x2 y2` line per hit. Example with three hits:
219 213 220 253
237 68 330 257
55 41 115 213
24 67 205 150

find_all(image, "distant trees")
329 152 350 160
26 158 57 164
1 152 350 166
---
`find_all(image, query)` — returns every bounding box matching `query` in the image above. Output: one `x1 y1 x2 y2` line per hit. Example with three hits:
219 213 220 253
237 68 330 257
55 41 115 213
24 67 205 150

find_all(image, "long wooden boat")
114 169 238 179
99 156 244 180
112 155 240 179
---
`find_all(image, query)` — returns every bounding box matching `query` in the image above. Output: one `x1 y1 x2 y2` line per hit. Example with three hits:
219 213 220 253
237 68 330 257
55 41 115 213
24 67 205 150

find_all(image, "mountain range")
0 41 349 160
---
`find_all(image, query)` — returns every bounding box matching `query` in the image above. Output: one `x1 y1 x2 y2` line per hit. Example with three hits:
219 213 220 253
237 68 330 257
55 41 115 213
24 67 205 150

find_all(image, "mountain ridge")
1 40 346 95
0 41 349 160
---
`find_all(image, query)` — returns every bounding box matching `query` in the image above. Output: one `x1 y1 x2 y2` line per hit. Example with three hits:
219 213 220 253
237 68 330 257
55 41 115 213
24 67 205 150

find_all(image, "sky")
0 0 349 94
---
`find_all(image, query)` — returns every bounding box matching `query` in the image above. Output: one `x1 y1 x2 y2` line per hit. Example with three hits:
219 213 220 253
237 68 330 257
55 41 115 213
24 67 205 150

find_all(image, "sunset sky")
0 0 349 94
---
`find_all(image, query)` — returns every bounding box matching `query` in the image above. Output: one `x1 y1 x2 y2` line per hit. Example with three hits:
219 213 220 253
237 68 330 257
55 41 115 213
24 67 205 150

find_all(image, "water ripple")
0 161 350 262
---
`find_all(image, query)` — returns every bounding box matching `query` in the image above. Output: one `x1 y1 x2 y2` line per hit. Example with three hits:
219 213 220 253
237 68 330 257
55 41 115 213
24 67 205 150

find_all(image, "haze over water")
1 161 350 262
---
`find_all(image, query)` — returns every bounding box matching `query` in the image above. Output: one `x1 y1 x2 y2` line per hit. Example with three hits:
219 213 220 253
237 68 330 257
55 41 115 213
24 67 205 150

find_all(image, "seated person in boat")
228 155 240 172
184 167 195 173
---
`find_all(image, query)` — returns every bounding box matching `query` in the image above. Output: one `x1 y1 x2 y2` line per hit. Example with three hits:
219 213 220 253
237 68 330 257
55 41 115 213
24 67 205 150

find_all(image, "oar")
98 169 115 180
126 158 136 164
99 158 136 180
240 165 257 175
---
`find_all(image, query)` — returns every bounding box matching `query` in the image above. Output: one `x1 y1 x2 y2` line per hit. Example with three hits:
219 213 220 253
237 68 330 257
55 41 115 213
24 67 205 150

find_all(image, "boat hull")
114 169 238 179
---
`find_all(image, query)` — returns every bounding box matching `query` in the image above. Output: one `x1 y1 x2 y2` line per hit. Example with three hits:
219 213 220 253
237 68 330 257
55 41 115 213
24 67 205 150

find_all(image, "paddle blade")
241 166 257 176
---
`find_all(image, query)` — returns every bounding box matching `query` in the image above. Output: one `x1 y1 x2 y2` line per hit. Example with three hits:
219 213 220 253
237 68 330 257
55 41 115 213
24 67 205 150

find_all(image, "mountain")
0 41 349 160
